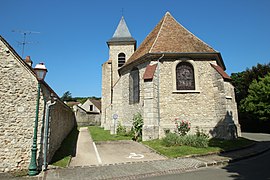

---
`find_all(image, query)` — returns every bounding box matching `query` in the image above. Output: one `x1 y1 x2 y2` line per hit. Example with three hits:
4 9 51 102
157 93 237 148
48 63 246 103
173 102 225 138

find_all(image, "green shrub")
195 126 210 139
162 133 209 148
116 123 126 136
162 133 179 147
180 135 209 148
132 113 143 141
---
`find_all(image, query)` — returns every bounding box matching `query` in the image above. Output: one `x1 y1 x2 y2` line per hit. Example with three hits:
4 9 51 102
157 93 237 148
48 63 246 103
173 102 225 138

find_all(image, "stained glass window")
176 62 195 90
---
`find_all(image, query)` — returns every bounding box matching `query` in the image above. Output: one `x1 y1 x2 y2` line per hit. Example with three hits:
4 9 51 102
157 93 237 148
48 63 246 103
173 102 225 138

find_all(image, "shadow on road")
220 133 270 180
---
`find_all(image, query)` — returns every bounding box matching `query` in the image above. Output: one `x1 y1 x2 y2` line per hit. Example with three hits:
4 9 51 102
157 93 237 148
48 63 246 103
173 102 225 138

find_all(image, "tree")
240 73 270 121
231 63 270 132
231 63 270 106
61 91 73 101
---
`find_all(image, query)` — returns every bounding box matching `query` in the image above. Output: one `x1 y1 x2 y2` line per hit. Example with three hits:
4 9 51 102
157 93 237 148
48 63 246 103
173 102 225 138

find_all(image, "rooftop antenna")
12 30 40 58
121 8 124 17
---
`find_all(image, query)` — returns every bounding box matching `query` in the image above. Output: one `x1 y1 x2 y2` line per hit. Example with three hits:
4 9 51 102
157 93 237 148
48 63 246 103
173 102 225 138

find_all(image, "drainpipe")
157 54 164 128
43 97 57 171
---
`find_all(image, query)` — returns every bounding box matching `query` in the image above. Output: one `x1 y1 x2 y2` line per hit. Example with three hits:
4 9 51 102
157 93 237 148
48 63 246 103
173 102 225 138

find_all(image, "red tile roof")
143 64 157 80
211 63 231 81
123 12 217 68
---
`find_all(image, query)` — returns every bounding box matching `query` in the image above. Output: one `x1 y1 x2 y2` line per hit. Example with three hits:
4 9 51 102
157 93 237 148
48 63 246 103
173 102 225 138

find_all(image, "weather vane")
12 30 40 58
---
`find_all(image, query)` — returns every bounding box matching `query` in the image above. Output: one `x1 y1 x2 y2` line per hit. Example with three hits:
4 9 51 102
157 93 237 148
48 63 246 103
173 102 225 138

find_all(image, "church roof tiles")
123 12 219 68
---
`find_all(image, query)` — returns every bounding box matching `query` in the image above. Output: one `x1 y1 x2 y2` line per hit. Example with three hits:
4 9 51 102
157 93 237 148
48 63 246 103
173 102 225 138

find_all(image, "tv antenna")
12 30 40 58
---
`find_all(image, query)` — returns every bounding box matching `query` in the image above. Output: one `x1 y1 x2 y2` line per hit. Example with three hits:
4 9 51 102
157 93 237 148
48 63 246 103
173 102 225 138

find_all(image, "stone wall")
0 40 39 172
210 67 241 139
158 58 240 138
142 63 159 141
0 37 75 172
101 61 112 130
43 92 75 164
110 62 148 133
102 43 135 130
75 107 101 127
103 55 240 140
109 44 135 85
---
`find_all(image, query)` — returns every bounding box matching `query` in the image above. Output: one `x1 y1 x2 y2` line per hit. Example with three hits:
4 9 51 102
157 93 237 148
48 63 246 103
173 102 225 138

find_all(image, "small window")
176 62 195 90
118 53 126 67
90 105 93 111
129 67 140 104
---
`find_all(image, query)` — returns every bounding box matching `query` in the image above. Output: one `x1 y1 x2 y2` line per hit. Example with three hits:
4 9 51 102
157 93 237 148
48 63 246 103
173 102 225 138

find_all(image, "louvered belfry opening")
118 53 126 67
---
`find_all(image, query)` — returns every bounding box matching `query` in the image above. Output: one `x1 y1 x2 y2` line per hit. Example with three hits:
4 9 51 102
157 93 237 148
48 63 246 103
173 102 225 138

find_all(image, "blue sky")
1 0 269 97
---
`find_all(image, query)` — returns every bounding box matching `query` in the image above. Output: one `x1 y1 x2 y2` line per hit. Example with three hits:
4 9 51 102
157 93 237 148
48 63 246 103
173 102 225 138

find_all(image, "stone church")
101 12 241 141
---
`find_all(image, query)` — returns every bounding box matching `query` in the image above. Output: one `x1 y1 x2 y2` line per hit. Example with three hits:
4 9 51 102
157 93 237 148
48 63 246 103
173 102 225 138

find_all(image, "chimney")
25 56 33 67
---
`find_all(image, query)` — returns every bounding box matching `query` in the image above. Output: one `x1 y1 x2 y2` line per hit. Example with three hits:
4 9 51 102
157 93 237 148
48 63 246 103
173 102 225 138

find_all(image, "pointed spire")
107 16 136 44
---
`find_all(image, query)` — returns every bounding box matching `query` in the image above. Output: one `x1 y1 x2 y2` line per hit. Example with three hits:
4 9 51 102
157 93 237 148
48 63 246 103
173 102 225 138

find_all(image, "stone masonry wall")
101 61 111 130
106 56 239 140
109 44 135 85
142 62 159 141
110 62 148 133
43 88 75 164
158 59 234 138
210 67 241 139
0 39 75 172
75 108 101 127
0 41 41 172
102 43 135 130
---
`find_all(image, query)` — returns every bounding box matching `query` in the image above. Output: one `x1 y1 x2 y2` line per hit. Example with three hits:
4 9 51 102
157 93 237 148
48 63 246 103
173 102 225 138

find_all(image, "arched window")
176 62 195 90
118 53 126 67
129 67 140 104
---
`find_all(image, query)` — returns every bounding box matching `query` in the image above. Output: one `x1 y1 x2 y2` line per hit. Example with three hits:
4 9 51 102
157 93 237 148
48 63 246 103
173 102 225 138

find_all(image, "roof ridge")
149 13 167 53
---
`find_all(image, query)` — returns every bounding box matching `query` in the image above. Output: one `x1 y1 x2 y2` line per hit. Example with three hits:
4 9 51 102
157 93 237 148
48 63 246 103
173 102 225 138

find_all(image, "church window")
118 53 126 67
176 62 195 90
129 67 140 104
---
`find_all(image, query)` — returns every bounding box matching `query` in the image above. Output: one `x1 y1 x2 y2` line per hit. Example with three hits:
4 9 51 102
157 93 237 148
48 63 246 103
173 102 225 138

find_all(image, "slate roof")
107 16 136 44
122 12 223 69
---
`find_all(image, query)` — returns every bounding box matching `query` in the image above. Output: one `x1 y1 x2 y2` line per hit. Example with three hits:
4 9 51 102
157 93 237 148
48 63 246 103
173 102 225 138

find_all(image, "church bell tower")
107 16 136 84
101 16 136 129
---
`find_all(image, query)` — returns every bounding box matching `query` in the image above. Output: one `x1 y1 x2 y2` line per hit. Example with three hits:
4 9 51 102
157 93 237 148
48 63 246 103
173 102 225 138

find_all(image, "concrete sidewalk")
69 127 100 166
43 133 270 180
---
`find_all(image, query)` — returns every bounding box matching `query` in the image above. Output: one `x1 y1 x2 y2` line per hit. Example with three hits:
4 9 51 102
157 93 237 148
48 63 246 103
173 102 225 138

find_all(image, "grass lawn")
88 126 132 141
142 137 254 158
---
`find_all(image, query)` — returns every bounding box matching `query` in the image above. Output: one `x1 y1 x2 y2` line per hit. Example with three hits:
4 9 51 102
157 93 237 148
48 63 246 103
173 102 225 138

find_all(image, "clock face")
176 63 195 90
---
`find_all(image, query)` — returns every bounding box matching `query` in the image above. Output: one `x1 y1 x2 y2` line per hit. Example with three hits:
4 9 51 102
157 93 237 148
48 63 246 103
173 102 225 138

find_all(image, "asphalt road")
142 133 270 180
